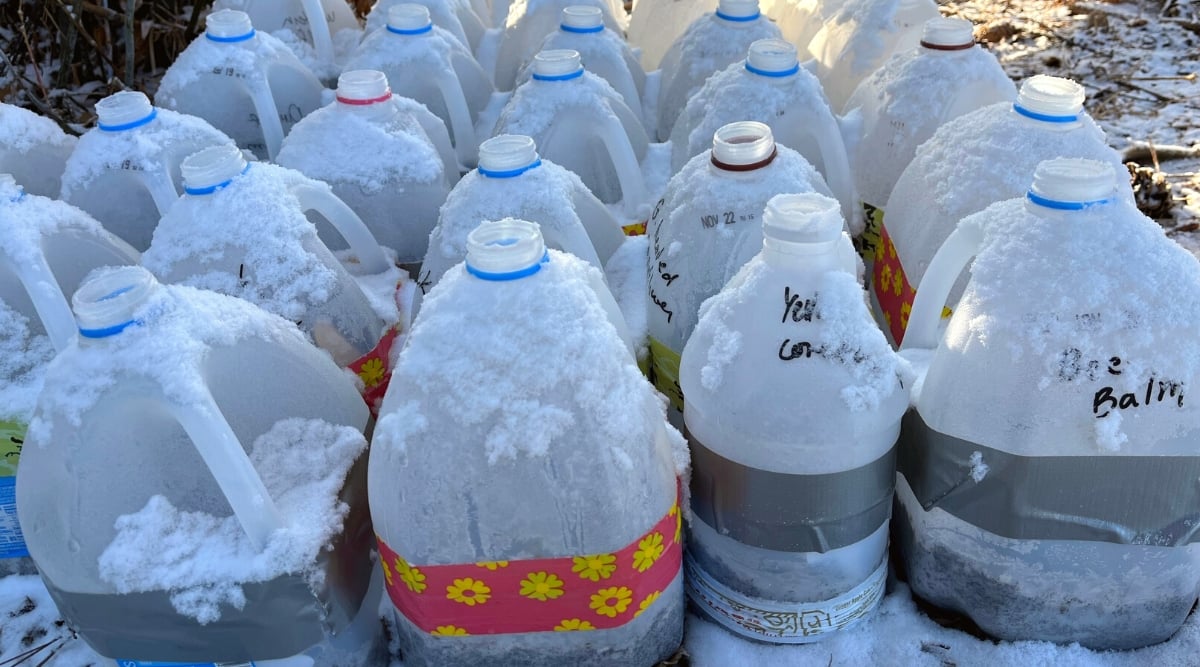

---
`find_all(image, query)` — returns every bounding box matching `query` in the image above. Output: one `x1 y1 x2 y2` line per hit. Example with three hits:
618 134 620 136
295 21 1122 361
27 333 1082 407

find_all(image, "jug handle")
291 183 391 275
595 114 646 216
247 84 287 161
167 389 284 551
570 188 625 265
139 169 182 217
404 102 461 187
900 222 986 352
301 0 336 66
433 70 480 170
813 113 861 233
17 253 79 353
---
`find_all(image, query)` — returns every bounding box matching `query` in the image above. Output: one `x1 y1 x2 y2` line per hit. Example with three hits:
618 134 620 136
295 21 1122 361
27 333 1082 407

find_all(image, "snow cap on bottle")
337 70 392 105
1027 158 1115 210
182 144 248 195
746 39 799 77
96 91 157 132
763 193 844 245
73 266 159 339
711 121 777 171
561 6 604 32
388 4 433 33
920 18 975 50
1014 75 1085 123
0 174 22 202
532 49 584 81
478 135 541 177
206 9 255 42
466 219 549 281
717 0 760 21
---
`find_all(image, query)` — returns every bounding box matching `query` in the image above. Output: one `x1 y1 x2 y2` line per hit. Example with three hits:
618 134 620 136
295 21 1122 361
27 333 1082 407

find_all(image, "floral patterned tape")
376 484 683 636
348 325 401 417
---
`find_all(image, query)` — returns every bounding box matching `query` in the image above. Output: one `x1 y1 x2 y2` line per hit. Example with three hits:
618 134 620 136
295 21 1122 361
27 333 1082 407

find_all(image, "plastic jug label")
647 337 684 413
116 661 257 666
647 212 678 328
376 482 683 636
0 420 28 560
873 221 952 344
856 202 884 267
1053 351 1187 418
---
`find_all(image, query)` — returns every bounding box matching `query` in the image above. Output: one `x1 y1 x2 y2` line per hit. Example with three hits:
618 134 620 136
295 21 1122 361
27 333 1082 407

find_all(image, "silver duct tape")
46 452 375 663
688 432 896 553
898 410 1200 545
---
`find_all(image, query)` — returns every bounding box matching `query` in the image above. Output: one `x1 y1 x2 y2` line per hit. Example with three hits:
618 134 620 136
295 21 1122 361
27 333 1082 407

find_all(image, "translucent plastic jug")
809 0 940 112
60 91 233 252
17 266 379 666
627 0 716 70
143 145 389 363
215 0 363 74
763 0 847 60
669 40 857 230
493 0 623 91
346 5 495 169
369 218 684 667
277 70 456 267
156 10 325 160
495 50 649 214
680 193 906 642
873 75 1128 345
367 0 488 54
0 103 76 198
896 158 1200 650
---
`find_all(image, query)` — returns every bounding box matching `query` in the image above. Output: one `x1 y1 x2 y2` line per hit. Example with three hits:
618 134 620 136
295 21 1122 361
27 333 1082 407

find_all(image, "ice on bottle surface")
215 0 365 81
370 218 686 667
0 103 76 198
492 0 624 92
276 70 456 269
494 49 649 215
875 75 1128 345
60 91 233 252
895 158 1200 650
627 0 716 70
346 5 495 169
656 0 781 142
156 9 325 160
680 193 908 642
366 0 489 54
16 266 379 665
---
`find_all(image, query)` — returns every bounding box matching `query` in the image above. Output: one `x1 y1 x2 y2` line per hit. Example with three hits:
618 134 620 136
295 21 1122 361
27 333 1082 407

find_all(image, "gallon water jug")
277 70 456 268
143 145 390 365
808 0 940 112
369 218 684 666
0 103 76 198
60 91 233 252
495 50 648 214
367 0 488 54
347 5 495 169
656 0 780 143
17 265 380 666
0 175 140 575
896 158 1200 649
646 122 837 420
493 0 623 91
669 40 857 229
680 192 907 642
215 0 364 78
156 10 325 160
763 0 846 61
873 75 1128 345
627 0 716 70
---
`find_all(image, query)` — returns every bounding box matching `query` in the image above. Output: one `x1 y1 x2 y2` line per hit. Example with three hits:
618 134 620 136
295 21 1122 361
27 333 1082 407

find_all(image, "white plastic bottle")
370 218 684 667
366 0 489 54
680 193 907 642
627 0 716 70
492 0 624 91
873 75 1128 345
0 103 76 198
215 0 364 78
669 40 858 229
17 265 380 666
764 0 847 61
494 50 649 214
60 91 233 252
897 158 1200 650
808 0 940 112
346 5 495 169
156 10 325 160
276 70 456 269
143 145 390 364
656 0 781 142
645 122 838 419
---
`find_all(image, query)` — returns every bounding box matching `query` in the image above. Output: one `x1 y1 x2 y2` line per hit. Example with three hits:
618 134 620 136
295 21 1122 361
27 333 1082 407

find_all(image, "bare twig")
1114 78 1180 103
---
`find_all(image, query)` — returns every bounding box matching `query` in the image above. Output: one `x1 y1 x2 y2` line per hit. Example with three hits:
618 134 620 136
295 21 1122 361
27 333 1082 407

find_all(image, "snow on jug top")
1027 157 1116 209
71 265 157 339
717 0 761 22
1016 74 1086 123
919 17 975 50
477 134 540 176
763 192 845 247
711 121 777 170
205 9 256 41
746 38 799 77
532 49 584 80
336 69 392 105
388 3 434 34
0 173 20 198
561 5 604 32
181 144 248 194
465 218 548 279
95 91 156 132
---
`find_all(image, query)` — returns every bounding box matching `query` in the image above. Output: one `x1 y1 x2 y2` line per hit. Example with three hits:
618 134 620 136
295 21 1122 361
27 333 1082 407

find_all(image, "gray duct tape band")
898 410 1200 545
688 432 896 553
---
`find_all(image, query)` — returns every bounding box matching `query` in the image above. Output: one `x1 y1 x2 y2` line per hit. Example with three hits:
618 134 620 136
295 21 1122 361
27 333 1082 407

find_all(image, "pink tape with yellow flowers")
376 485 683 637
348 325 401 417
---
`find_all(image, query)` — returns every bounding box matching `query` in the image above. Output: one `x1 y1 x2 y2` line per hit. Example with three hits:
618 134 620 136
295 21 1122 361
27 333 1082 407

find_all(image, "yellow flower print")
520 571 565 602
571 553 617 582
446 578 491 606
675 508 683 544
382 559 394 588
554 618 596 632
393 555 427 594
589 586 633 618
431 625 469 636
633 532 665 572
358 358 385 388
634 591 661 618
475 560 509 570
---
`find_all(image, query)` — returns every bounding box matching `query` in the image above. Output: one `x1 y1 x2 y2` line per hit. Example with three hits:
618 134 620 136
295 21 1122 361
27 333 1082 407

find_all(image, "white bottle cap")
920 18 975 49
72 266 159 338
561 6 604 31
466 219 548 279
711 121 776 169
532 50 583 79
96 91 156 131
337 70 392 104
717 0 760 20
478 135 540 175
1028 158 1115 207
181 144 248 194
746 39 798 76
763 193 844 245
388 4 433 32
1015 75 1085 121
206 9 255 40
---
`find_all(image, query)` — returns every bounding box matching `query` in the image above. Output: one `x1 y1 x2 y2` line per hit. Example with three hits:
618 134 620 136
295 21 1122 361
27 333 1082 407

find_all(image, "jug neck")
182 145 250 196
465 219 548 281
1025 157 1115 215
532 50 584 82
478 135 542 178
710 121 777 173
1012 74 1086 131
760 193 850 273
745 38 799 78
72 266 160 342
96 91 158 132
205 9 256 44
561 6 604 33
387 4 433 35
715 0 760 24
918 17 975 53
